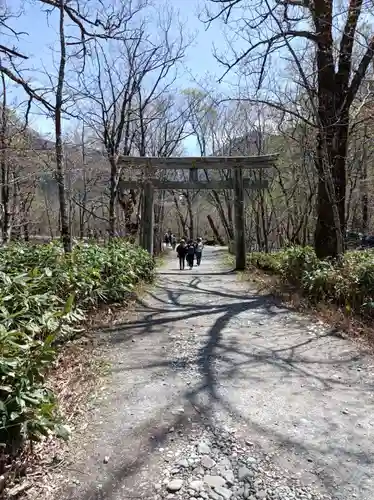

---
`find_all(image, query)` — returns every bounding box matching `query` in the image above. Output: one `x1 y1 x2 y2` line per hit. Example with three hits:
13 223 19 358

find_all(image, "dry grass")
245 267 374 349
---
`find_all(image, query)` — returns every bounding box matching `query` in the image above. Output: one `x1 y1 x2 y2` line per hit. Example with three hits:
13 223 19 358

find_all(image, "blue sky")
9 0 243 154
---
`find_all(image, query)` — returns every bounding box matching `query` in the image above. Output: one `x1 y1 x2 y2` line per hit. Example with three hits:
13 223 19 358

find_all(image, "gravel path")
56 247 374 500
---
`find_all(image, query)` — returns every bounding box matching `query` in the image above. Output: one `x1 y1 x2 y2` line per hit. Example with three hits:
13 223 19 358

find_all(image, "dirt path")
54 247 374 500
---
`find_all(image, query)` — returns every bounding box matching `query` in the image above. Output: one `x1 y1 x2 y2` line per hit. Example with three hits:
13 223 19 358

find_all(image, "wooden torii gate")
119 155 276 270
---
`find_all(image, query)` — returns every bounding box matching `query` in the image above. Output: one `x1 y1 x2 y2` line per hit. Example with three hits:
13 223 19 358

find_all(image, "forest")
1 0 374 495
1 0 373 254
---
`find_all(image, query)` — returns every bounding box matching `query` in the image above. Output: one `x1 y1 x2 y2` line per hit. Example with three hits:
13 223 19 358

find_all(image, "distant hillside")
214 131 275 156
27 130 55 151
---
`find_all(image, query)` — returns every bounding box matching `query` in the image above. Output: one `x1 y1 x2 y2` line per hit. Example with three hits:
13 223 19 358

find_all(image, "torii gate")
118 155 276 270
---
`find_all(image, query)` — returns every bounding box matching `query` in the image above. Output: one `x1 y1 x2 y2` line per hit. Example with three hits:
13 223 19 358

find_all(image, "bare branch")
0 44 28 60
0 65 55 112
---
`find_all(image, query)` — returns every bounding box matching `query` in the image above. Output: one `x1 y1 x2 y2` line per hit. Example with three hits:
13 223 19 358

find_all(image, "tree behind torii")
204 0 374 259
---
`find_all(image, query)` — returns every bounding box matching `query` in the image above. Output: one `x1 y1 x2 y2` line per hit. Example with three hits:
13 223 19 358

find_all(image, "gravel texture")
46 247 374 500
156 430 333 500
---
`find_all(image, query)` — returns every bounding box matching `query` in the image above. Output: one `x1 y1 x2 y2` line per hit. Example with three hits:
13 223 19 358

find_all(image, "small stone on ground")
155 428 333 500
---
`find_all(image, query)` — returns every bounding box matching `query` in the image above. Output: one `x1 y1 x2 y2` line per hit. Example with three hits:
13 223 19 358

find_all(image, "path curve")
55 247 374 500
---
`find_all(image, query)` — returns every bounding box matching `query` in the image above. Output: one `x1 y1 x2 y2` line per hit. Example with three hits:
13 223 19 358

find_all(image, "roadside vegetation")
242 246 374 323
0 240 155 465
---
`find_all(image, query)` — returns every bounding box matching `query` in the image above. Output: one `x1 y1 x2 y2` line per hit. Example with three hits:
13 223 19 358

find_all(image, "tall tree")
54 0 71 252
0 74 11 242
1 0 136 250
205 0 374 259
78 7 187 238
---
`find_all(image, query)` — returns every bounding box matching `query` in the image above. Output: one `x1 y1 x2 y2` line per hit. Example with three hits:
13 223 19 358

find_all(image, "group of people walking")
164 231 176 250
176 238 204 270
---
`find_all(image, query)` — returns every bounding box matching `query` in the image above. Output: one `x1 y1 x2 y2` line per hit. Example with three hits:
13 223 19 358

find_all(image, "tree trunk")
0 74 11 244
55 0 71 253
259 192 269 253
79 197 85 239
43 191 55 239
108 157 117 239
22 203 30 242
207 215 224 245
0 164 10 243
79 124 87 239
312 0 352 260
23 222 30 242
361 140 368 234
226 200 234 239
10 177 20 241
172 192 188 237
154 190 165 255
314 119 348 259
208 188 234 242
186 193 194 240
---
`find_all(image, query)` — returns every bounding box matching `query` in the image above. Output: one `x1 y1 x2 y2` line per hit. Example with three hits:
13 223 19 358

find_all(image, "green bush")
246 251 282 273
279 246 318 283
0 240 154 307
0 240 155 453
0 328 69 451
247 246 374 317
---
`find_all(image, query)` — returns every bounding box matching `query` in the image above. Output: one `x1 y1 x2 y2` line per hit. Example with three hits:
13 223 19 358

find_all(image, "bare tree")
77 6 187 238
205 0 374 259
0 75 39 243
0 0 140 250
136 95 192 248
0 73 11 242
53 0 71 251
182 89 235 242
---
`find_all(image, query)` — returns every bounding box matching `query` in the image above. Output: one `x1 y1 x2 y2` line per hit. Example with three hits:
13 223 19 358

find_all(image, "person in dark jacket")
176 239 187 270
186 239 196 269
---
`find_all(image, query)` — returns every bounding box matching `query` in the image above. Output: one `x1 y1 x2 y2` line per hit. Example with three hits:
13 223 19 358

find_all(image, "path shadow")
77 267 372 500
158 270 237 276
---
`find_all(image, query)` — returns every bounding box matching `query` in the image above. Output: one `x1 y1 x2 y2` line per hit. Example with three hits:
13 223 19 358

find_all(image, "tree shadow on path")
74 265 373 500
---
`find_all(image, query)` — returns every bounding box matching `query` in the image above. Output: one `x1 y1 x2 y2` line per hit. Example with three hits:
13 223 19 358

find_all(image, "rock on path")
159 431 331 500
47 247 374 500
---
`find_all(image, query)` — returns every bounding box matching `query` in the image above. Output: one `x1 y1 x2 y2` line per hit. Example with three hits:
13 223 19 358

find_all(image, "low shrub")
279 246 318 283
246 251 282 273
0 328 68 453
0 240 155 454
0 240 154 308
247 246 374 318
